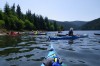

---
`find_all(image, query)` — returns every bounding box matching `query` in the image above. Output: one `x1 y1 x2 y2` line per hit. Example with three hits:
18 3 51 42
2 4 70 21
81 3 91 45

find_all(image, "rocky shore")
0 29 7 36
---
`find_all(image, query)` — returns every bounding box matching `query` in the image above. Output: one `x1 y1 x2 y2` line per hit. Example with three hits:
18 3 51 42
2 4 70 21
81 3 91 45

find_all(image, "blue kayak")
41 44 66 66
94 33 100 35
49 35 88 40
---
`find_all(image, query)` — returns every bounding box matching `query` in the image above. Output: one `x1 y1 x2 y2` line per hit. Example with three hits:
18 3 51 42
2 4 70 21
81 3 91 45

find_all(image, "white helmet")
70 27 73 30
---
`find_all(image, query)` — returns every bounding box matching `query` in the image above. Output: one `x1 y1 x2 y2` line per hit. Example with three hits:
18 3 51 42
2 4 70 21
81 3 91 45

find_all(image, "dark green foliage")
82 18 100 30
32 14 38 30
49 22 55 31
11 3 16 15
53 21 58 31
0 10 4 20
4 16 11 30
4 3 11 16
15 19 24 30
0 20 5 28
57 26 63 31
39 15 45 30
26 10 32 22
24 20 34 30
0 3 63 31
16 5 22 19
44 17 50 30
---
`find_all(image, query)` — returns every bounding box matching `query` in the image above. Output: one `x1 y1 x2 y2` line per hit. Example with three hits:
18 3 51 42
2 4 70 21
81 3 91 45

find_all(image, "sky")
0 0 100 21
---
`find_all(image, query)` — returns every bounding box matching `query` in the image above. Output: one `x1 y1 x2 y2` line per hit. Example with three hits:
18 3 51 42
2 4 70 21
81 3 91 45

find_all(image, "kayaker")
43 58 62 66
52 62 61 66
34 30 38 34
52 58 61 66
68 27 74 36
58 30 62 33
43 58 53 66
10 31 15 35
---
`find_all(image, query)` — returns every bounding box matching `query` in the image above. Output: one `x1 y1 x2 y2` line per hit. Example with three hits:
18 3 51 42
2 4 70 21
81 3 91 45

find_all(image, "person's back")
68 28 73 36
43 58 53 66
43 58 62 66
52 58 61 66
52 62 61 66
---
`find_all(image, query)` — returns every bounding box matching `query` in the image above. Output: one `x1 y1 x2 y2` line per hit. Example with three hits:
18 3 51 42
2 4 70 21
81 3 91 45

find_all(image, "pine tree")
0 10 3 20
44 17 50 30
11 3 16 15
16 4 22 19
4 2 11 16
54 21 58 31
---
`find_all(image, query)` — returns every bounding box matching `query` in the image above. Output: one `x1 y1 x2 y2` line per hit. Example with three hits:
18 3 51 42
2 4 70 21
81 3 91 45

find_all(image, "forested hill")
0 3 63 31
81 18 100 30
50 18 100 30
50 20 87 30
71 21 87 27
56 21 78 30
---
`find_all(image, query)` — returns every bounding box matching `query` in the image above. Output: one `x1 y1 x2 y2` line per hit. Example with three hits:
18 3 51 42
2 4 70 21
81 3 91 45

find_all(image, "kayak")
94 33 100 35
41 44 66 66
28 32 47 35
56 34 67 36
7 34 20 36
49 36 79 40
49 34 88 40
7 32 21 36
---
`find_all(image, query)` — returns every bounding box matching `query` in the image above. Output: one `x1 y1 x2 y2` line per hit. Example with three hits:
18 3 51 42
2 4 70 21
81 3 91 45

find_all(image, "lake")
0 31 100 66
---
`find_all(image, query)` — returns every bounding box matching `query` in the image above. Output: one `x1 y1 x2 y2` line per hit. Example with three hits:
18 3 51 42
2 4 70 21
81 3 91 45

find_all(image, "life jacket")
52 58 61 66
68 30 73 36
52 62 61 66
34 31 38 34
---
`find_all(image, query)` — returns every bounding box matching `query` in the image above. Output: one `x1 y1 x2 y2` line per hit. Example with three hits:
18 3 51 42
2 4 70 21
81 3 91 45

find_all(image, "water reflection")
68 40 75 51
0 31 100 66
68 40 74 44
0 36 21 48
0 35 48 66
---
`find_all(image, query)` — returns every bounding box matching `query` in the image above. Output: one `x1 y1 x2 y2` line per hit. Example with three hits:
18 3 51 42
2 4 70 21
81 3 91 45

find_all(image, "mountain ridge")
49 19 88 30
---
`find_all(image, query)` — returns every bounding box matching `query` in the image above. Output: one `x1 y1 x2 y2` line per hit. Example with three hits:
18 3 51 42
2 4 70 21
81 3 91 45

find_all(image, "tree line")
81 18 100 30
0 3 63 31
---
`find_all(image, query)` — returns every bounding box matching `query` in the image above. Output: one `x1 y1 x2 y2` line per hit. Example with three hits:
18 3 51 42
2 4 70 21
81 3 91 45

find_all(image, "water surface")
0 31 100 66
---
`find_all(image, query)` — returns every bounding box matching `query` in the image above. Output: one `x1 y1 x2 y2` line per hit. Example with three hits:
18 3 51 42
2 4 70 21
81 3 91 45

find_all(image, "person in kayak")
68 27 74 36
10 31 16 35
43 57 62 66
52 58 61 66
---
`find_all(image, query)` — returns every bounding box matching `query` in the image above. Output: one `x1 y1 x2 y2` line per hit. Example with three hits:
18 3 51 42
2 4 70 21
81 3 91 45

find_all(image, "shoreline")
0 29 8 36
0 33 7 36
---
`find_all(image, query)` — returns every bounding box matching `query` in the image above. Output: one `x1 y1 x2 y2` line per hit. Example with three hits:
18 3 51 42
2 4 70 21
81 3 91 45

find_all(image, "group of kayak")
7 30 47 36
6 28 89 66
41 28 88 66
28 31 47 35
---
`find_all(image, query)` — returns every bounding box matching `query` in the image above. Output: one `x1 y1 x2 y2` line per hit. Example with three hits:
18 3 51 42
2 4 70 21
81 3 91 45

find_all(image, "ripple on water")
0 31 100 66
0 47 21 56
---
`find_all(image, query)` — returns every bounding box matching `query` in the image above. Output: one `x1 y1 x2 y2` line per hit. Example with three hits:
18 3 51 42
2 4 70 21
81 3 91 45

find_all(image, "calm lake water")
0 31 100 66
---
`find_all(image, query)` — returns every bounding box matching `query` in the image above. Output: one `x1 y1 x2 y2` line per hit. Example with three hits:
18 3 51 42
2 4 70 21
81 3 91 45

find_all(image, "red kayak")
7 32 20 36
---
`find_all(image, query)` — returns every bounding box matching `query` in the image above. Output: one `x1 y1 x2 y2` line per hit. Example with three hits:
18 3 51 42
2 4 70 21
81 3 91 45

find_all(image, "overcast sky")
0 0 100 21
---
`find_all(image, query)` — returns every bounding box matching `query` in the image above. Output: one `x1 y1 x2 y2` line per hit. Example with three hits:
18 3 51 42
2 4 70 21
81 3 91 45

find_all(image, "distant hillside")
50 20 87 30
71 21 87 27
57 21 78 30
82 18 100 30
